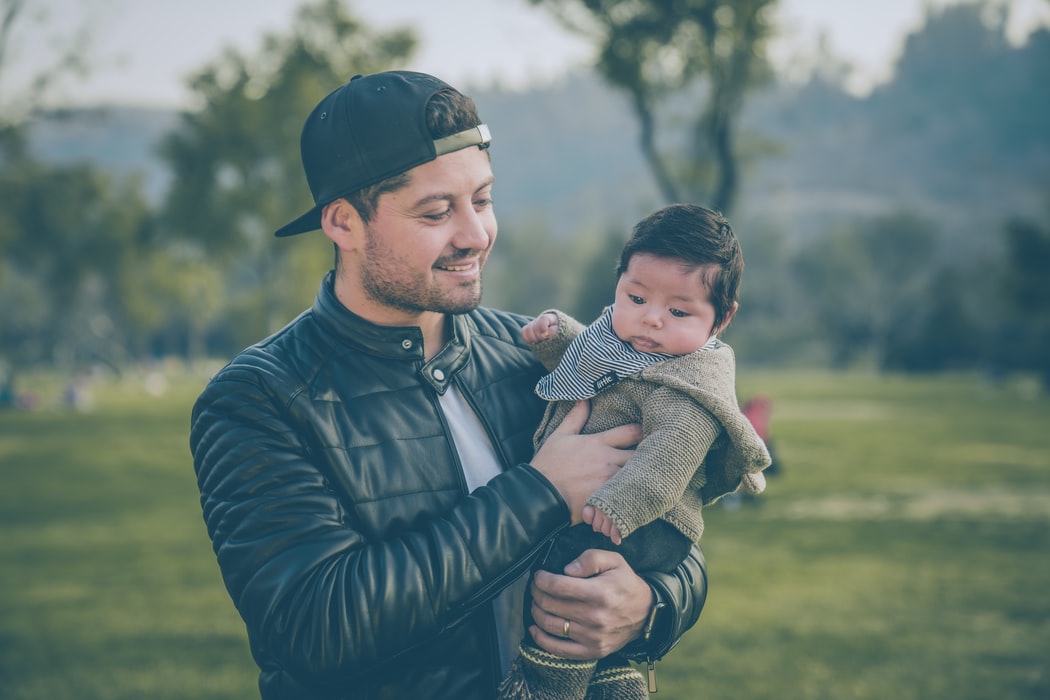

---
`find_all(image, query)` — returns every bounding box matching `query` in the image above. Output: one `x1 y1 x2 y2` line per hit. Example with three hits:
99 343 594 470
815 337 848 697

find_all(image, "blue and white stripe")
535 307 716 401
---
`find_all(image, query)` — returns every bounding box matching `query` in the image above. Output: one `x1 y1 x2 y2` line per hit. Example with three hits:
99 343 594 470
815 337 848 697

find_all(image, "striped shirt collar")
535 307 717 401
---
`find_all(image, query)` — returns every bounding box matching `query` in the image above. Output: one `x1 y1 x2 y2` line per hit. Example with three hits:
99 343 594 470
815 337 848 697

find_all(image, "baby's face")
610 253 720 356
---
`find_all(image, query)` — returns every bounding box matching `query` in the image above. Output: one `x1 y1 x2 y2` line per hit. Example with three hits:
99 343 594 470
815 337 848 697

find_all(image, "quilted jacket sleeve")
190 369 569 688
623 543 708 662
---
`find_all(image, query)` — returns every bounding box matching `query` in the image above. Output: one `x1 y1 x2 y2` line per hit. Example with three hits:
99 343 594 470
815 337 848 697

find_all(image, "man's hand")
527 549 654 660
530 402 640 524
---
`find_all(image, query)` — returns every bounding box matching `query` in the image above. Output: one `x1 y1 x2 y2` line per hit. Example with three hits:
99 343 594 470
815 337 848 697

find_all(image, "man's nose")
452 207 492 250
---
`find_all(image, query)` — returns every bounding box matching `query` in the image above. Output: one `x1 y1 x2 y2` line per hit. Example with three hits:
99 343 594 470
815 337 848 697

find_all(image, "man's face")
348 147 497 324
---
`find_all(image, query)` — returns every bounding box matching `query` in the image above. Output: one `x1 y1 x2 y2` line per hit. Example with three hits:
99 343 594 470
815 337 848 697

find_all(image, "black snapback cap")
275 70 492 237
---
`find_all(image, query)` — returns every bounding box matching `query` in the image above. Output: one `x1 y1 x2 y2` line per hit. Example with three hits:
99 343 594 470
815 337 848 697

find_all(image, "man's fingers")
600 422 642 449
562 548 626 578
530 549 649 660
551 400 590 436
528 625 594 661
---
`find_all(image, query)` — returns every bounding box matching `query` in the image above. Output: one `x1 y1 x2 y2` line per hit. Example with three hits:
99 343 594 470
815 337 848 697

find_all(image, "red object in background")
741 395 772 441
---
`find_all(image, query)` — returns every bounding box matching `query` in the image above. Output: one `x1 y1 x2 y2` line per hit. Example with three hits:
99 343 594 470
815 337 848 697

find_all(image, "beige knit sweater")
531 310 771 543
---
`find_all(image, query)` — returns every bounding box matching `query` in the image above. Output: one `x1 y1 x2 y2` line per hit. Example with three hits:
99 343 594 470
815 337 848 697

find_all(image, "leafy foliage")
160 0 414 256
156 0 414 348
529 0 776 213
0 125 153 372
993 217 1050 385
0 0 93 125
2 0 1049 383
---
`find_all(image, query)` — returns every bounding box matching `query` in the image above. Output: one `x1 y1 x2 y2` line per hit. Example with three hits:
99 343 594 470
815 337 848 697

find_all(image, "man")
190 70 707 699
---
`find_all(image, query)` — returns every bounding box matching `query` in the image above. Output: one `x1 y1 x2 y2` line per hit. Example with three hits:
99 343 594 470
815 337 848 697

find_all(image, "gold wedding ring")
562 619 571 637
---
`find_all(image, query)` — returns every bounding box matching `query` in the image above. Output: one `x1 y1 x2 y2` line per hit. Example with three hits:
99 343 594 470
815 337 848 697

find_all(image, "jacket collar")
311 270 471 394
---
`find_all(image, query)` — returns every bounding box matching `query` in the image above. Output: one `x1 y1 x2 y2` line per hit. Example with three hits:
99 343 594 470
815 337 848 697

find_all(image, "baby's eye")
629 295 645 305
670 308 689 318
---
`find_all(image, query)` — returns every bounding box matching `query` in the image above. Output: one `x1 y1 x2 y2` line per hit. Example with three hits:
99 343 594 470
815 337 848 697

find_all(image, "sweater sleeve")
585 388 720 539
528 309 586 372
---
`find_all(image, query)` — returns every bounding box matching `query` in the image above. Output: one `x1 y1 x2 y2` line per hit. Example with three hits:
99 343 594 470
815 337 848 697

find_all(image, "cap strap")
434 124 492 156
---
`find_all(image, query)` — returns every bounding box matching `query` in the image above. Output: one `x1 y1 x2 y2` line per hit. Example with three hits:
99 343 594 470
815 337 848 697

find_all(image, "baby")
499 203 771 700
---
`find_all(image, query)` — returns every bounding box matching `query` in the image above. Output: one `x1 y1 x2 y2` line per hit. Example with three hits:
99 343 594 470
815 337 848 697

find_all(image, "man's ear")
320 199 363 251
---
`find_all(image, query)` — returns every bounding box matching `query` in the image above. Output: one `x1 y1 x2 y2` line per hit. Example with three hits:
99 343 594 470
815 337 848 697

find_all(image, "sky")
8 0 1050 110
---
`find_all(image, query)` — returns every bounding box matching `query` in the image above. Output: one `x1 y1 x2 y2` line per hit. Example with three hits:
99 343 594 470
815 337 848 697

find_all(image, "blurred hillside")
25 25 1050 251
9 3 1050 382
26 107 178 203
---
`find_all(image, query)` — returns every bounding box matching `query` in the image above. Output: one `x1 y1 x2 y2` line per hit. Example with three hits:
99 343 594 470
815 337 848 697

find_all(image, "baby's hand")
582 504 623 546
522 313 559 345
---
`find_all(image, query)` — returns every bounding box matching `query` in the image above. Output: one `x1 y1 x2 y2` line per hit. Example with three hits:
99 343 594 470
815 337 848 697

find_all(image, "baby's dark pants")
542 518 692 576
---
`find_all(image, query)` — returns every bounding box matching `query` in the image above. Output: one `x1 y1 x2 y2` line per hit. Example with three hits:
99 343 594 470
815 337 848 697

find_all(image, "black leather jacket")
190 273 707 699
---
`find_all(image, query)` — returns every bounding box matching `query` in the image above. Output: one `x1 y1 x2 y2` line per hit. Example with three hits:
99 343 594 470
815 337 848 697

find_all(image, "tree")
0 0 153 384
162 0 414 254
0 0 94 125
792 212 940 368
997 216 1050 386
484 218 576 316
571 224 624 323
0 130 154 374
792 227 879 368
881 266 984 373
158 0 416 352
720 224 804 365
529 0 776 214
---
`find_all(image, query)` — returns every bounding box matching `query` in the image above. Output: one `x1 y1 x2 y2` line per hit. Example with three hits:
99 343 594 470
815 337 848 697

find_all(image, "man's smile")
435 258 481 274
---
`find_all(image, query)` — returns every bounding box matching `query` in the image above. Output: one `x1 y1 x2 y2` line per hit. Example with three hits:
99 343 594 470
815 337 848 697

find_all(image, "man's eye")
474 196 493 208
423 209 452 221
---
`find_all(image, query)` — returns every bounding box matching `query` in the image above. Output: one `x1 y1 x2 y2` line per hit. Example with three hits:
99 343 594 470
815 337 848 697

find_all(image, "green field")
1 369 1047 699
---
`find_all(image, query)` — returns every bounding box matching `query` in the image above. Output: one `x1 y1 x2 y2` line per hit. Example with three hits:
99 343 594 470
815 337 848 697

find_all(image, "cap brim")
274 205 323 238
434 124 492 156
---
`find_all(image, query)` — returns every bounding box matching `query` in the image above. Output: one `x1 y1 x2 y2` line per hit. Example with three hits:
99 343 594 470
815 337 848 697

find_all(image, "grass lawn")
1 368 1047 699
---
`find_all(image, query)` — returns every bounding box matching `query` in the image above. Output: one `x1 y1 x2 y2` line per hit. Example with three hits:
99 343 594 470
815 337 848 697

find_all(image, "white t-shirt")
437 384 529 675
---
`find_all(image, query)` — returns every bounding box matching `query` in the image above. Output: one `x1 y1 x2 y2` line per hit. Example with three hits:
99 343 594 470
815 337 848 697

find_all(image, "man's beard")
360 226 486 315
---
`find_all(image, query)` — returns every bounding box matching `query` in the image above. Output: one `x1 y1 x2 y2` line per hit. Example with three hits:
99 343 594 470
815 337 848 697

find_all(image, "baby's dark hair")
616 203 743 331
